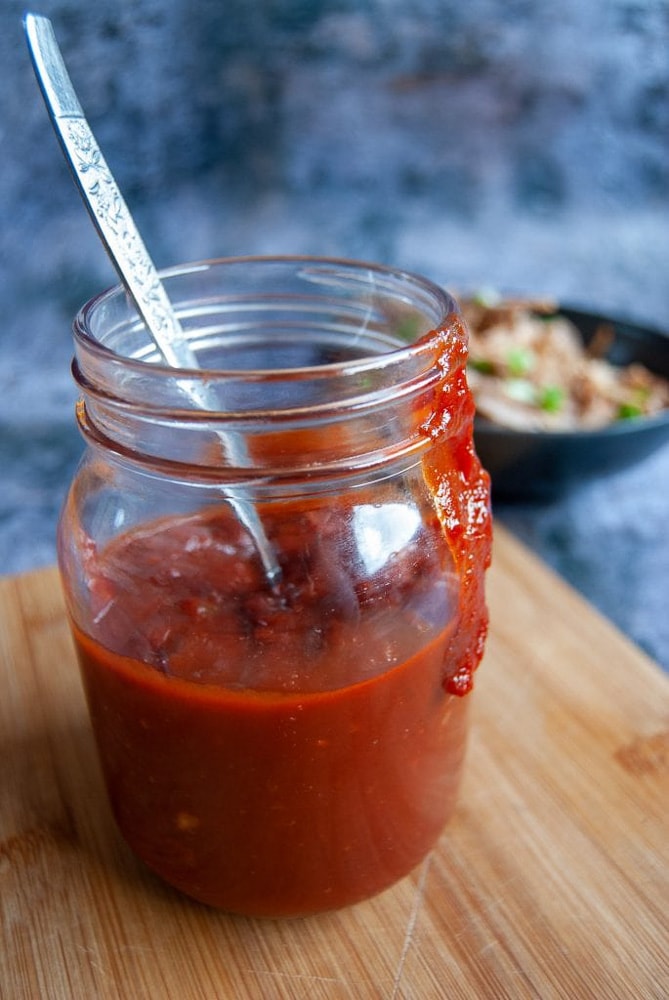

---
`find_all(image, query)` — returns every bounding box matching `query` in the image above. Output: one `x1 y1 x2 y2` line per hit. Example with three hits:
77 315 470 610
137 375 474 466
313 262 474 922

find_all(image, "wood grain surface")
1 525 668 999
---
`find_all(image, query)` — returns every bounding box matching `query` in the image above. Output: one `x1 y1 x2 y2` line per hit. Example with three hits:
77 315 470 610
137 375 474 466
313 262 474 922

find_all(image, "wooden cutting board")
1 524 667 1000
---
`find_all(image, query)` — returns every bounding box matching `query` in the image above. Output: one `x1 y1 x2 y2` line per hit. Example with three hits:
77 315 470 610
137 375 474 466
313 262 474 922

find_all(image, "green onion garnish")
539 386 565 412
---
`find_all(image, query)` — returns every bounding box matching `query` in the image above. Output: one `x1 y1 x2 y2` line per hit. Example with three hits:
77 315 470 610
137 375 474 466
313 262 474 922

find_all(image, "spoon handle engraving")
24 13 193 367
24 13 281 584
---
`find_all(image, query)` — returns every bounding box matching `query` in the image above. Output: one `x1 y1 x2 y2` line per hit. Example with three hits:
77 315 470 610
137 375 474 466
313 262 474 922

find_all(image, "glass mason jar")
58 256 491 918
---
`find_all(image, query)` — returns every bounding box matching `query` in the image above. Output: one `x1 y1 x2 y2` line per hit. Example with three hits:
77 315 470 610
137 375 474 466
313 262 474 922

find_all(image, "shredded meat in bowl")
462 297 669 432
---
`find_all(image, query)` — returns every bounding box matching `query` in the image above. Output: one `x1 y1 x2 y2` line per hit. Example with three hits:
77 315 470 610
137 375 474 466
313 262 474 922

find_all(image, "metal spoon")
24 12 281 585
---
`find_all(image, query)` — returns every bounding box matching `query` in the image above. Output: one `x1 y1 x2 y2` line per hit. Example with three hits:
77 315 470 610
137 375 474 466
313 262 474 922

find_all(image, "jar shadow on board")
57 256 492 918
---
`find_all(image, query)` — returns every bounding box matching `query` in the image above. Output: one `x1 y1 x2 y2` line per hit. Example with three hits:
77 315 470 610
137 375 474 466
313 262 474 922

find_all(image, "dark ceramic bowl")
471 307 669 500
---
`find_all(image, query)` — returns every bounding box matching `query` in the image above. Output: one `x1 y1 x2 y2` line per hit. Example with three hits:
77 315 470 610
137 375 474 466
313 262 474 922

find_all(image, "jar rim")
73 254 461 380
70 255 475 489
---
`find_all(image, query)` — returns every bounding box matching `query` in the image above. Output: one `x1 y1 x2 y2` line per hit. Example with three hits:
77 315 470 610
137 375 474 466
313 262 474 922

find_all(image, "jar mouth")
74 255 461 384
71 256 469 483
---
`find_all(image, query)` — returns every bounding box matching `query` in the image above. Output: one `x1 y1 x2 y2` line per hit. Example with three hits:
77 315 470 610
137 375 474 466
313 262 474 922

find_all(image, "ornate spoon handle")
24 13 281 584
24 13 195 367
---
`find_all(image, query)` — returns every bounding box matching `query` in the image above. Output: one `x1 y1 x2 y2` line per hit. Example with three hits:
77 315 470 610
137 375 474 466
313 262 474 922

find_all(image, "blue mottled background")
1 0 668 667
